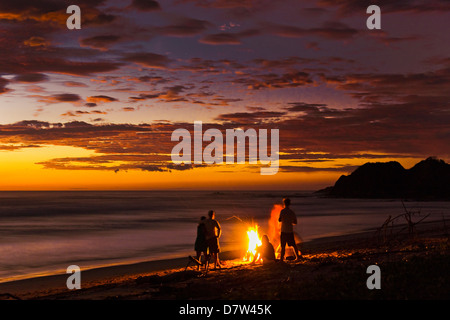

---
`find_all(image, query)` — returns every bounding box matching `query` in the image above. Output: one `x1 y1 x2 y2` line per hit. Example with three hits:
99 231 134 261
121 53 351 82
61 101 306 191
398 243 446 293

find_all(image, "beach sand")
1 220 449 300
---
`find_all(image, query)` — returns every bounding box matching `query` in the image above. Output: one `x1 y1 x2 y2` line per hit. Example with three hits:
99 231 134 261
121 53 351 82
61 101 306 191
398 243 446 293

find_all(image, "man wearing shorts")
204 210 222 269
278 198 301 261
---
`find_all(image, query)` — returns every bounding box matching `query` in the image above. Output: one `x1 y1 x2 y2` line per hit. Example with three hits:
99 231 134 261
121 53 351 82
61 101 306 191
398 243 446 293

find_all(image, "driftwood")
0 293 21 300
375 200 430 245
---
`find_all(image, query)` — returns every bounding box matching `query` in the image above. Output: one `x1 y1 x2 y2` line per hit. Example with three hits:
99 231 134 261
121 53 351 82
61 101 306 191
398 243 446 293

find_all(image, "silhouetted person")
204 210 221 269
254 235 276 264
278 198 301 261
195 216 209 269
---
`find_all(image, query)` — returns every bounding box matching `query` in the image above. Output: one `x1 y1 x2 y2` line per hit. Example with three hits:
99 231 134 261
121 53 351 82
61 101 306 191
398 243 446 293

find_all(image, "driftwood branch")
375 201 430 245
0 293 22 300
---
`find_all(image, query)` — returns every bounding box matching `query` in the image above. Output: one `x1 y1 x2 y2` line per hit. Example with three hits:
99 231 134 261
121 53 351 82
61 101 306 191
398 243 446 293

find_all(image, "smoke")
267 204 283 249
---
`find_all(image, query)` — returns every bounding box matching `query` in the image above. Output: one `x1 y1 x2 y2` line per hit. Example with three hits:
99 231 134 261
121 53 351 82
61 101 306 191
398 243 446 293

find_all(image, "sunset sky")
0 0 449 190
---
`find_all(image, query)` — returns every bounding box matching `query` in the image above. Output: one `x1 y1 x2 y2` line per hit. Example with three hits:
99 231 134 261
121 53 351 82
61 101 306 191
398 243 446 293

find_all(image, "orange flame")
243 225 262 262
267 204 283 250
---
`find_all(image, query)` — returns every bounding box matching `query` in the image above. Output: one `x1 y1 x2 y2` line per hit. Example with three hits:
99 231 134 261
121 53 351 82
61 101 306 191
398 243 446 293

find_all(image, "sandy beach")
0 219 449 301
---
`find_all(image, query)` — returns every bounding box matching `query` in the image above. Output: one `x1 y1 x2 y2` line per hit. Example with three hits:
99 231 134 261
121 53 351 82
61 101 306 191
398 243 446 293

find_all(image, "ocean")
0 190 448 283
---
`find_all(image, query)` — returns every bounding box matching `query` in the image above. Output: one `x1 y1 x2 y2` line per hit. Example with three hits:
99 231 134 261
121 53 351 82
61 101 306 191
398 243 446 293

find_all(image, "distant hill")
316 157 450 200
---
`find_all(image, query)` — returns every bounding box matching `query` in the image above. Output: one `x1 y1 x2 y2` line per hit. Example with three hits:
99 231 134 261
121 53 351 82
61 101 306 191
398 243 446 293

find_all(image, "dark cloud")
13 73 49 83
156 18 212 37
368 31 421 46
178 0 272 10
28 59 123 76
23 36 50 47
80 35 122 50
276 98 450 157
129 0 161 11
215 111 286 123
0 0 107 14
423 57 450 68
199 29 260 45
0 144 42 151
28 93 82 105
268 21 359 40
285 102 346 118
1 95 449 174
314 0 450 15
0 78 10 94
157 85 189 102
0 2 122 79
278 165 359 173
122 52 172 69
300 7 329 16
281 152 414 162
0 38 123 76
252 57 316 69
199 33 241 45
309 22 360 40
62 110 108 117
0 121 176 172
129 93 160 101
36 156 200 173
0 0 114 26
319 66 450 105
40 160 201 173
84 13 117 26
12 120 53 129
235 70 315 90
176 57 244 74
132 75 170 84
52 93 82 102
128 85 242 106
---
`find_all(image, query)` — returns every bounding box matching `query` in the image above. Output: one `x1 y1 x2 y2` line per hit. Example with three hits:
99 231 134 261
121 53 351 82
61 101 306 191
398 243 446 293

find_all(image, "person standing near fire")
204 210 222 269
278 198 302 261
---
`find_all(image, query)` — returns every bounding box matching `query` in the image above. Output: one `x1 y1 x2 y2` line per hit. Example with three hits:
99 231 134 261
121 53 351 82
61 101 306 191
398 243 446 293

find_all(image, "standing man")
278 198 301 261
204 210 222 269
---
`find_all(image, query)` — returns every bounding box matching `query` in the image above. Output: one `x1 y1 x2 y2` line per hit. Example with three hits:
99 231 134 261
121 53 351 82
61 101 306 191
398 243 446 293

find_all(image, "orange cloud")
23 36 50 47
86 95 119 104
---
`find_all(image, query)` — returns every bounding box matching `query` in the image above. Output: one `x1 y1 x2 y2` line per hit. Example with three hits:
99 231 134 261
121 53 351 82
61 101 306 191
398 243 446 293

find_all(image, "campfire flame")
243 225 262 262
240 203 301 263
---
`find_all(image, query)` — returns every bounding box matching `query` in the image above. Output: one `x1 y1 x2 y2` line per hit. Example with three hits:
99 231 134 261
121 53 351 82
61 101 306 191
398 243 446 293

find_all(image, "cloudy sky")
0 0 449 190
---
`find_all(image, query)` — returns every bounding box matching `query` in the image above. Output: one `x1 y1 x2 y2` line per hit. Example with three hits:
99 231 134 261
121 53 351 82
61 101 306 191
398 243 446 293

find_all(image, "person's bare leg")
196 252 201 270
293 244 302 260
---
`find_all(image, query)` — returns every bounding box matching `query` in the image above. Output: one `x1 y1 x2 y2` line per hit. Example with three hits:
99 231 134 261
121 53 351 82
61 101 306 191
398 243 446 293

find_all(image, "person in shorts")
278 198 301 261
204 210 222 269
194 216 209 269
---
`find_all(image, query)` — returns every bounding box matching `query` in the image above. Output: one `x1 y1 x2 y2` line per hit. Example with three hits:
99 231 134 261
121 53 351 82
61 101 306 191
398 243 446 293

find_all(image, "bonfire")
243 225 263 263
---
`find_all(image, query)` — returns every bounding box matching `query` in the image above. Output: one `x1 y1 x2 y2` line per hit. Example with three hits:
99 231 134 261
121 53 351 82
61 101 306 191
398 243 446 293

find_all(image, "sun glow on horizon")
0 141 434 191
